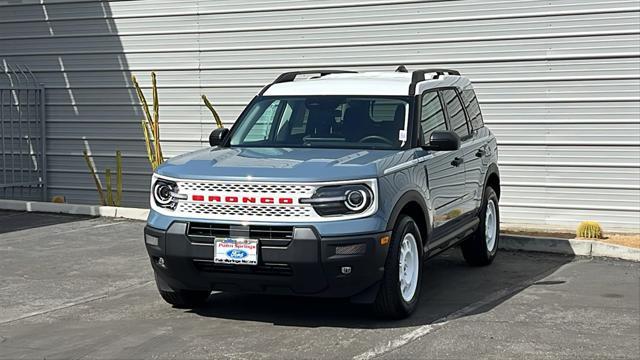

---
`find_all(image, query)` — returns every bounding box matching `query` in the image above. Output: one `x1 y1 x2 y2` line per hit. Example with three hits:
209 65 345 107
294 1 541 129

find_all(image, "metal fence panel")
0 62 46 201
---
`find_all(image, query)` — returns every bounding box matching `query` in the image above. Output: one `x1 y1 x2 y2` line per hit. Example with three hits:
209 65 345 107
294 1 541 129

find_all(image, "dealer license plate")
214 238 258 265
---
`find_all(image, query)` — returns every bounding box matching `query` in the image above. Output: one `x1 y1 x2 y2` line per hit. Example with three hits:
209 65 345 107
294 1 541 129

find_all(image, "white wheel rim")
485 200 497 251
398 232 419 302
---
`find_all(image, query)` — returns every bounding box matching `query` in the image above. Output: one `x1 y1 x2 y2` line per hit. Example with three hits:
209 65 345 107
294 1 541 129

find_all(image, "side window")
420 91 447 140
242 100 280 142
370 99 400 123
441 89 469 138
461 88 484 130
290 107 308 135
274 102 295 141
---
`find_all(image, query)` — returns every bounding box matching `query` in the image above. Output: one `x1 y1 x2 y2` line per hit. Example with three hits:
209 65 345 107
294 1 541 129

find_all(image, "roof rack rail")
411 68 460 83
409 68 461 95
273 70 357 84
258 69 358 95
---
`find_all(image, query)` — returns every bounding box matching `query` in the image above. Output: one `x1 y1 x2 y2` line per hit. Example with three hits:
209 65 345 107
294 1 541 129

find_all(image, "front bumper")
145 222 390 299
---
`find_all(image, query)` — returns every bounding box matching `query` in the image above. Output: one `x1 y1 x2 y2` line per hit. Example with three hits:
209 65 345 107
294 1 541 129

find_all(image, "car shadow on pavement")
190 249 574 328
0 210 94 234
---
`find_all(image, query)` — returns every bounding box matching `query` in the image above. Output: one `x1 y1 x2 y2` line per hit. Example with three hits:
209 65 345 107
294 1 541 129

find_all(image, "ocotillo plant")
132 72 163 170
202 94 223 129
83 150 123 206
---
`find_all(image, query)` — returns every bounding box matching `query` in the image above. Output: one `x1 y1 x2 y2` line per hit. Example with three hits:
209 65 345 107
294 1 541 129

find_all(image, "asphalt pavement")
0 211 638 359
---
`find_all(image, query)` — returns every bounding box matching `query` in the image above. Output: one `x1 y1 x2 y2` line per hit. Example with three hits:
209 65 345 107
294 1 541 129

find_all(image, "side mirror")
422 130 460 151
209 128 229 147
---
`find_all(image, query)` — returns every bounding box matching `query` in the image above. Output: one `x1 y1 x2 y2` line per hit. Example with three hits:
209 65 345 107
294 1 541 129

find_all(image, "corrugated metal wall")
1 0 639 231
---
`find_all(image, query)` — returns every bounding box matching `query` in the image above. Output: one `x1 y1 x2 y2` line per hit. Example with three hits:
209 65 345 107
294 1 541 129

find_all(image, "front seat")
342 101 372 142
307 110 333 137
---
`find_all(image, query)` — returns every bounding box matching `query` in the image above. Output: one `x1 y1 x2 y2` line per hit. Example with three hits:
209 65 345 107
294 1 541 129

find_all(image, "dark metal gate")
0 62 47 201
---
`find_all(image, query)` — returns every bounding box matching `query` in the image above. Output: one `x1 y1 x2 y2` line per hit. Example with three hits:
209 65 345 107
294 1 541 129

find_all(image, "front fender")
385 190 432 236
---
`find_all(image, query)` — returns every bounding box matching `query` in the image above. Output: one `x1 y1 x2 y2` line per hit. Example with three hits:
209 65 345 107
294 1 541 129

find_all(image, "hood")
156 147 410 182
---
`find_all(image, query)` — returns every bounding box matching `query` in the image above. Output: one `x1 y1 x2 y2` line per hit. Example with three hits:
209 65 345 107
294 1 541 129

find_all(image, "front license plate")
214 238 258 265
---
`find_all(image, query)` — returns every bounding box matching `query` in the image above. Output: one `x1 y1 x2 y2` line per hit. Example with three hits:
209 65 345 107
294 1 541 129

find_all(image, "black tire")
461 186 500 266
155 274 210 308
374 215 423 319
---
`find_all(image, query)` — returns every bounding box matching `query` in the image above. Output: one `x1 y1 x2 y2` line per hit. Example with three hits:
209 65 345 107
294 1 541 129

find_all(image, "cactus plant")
82 150 123 207
577 221 603 239
132 72 163 170
51 195 66 203
105 168 113 206
115 150 123 205
202 94 223 129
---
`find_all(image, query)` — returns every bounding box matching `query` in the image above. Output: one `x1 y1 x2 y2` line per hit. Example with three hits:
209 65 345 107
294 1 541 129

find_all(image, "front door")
419 91 466 244
440 89 479 219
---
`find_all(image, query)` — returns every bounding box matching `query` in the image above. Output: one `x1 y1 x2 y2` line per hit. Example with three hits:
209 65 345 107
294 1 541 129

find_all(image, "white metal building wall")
0 0 638 231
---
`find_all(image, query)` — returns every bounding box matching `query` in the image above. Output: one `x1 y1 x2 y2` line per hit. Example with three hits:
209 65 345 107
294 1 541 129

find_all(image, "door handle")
451 157 464 167
475 149 486 158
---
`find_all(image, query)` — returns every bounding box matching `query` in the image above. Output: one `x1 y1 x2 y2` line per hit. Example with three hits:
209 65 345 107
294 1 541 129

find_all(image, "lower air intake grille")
193 260 293 276
335 243 367 255
187 222 294 247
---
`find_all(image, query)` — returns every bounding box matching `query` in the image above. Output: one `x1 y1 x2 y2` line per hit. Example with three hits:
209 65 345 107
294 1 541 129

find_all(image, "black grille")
193 260 293 276
187 222 294 247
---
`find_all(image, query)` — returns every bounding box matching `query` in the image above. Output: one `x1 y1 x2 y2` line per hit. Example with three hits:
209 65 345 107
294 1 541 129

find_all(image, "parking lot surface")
0 211 638 359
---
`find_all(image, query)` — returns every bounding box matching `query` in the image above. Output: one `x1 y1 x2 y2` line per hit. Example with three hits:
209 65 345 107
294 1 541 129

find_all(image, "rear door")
420 90 466 243
460 87 492 211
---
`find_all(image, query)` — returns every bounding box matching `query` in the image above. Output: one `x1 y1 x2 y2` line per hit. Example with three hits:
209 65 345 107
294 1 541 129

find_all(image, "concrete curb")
1 199 637 261
500 235 639 262
0 199 149 221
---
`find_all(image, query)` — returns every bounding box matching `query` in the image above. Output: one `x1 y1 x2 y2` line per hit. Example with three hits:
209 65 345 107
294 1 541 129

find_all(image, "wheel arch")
484 163 501 200
386 190 431 249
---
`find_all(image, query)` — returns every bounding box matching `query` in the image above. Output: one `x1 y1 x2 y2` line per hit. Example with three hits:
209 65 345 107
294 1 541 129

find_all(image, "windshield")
229 96 411 150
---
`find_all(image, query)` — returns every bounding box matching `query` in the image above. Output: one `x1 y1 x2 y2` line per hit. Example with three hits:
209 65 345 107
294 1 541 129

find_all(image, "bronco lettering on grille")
190 194 295 204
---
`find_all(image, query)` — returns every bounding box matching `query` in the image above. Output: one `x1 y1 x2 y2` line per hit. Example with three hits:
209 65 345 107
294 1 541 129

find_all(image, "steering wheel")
359 135 394 146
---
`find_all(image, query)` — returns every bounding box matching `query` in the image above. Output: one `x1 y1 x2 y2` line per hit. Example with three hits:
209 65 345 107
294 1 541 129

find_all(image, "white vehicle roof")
260 69 472 97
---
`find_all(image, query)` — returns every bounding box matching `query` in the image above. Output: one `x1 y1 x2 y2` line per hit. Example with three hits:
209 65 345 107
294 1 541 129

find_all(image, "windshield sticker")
398 130 407 142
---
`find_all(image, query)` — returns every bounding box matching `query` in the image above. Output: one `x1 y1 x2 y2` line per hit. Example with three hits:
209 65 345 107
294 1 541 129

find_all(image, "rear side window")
420 91 447 140
441 89 469 138
461 88 484 130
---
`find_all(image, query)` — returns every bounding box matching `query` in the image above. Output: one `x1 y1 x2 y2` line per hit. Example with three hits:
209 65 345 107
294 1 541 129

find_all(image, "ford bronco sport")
144 67 500 319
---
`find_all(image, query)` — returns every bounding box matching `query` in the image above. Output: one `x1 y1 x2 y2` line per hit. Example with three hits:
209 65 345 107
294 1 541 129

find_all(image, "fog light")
145 234 159 246
157 257 166 268
341 266 352 275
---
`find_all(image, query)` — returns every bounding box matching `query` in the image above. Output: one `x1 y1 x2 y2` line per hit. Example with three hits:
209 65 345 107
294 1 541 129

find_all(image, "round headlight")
345 189 367 211
153 181 175 206
302 184 373 216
